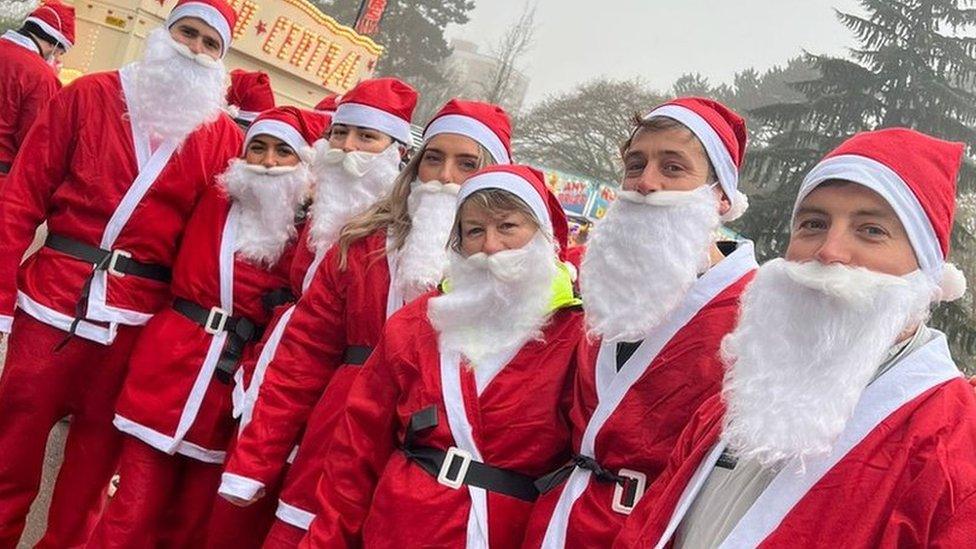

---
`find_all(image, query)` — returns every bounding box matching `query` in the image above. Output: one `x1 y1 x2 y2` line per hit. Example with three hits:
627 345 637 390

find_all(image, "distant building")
444 38 530 112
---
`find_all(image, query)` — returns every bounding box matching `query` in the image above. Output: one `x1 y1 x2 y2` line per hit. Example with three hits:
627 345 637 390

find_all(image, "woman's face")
244 135 300 168
458 200 538 257
417 134 483 184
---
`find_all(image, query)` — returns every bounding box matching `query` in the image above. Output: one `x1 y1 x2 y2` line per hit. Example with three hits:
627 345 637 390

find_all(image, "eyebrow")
851 208 897 219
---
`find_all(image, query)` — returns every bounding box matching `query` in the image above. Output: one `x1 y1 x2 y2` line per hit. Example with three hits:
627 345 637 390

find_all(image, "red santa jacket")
613 332 976 548
0 66 241 342
0 31 59 179
301 292 584 549
113 188 295 462
524 242 757 549
222 229 402 506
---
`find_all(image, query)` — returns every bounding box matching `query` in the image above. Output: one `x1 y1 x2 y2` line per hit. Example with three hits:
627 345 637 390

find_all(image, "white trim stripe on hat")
644 104 739 208
244 119 308 157
26 12 71 49
794 154 943 282
167 2 232 56
457 172 553 235
235 109 261 123
424 114 511 164
333 102 412 146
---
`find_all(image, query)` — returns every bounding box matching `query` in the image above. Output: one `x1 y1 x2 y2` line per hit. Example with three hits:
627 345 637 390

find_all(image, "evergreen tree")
737 0 976 365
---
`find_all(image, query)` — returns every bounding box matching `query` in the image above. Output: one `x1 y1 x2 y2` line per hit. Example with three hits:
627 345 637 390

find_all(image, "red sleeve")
14 71 59 149
301 333 401 549
0 84 74 326
223 246 350 487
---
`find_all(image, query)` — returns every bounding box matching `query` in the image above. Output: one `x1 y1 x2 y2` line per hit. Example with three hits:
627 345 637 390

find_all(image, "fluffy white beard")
221 159 310 267
396 180 461 302
0 1 37 22
721 259 936 468
428 233 559 367
127 27 227 143
307 140 401 253
580 186 720 343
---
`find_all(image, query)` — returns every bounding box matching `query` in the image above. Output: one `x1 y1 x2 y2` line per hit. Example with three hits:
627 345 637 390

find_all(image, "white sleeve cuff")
0 314 13 333
218 473 266 500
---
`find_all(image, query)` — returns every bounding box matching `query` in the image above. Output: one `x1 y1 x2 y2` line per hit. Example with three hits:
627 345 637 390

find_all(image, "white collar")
1 30 41 55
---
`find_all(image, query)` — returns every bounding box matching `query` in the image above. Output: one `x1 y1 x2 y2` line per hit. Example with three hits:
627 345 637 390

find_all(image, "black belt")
535 454 646 514
45 234 171 282
172 298 261 384
261 287 296 312
343 345 373 365
46 234 172 349
401 405 540 502
0 162 10 174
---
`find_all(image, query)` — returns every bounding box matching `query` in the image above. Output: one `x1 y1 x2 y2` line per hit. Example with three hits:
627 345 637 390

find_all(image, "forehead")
459 196 528 223
627 125 707 161
425 133 481 156
797 181 901 221
248 134 288 148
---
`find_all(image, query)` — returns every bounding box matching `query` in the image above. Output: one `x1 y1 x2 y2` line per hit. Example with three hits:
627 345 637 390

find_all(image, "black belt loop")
343 345 374 365
0 162 10 174
401 405 539 502
172 298 261 385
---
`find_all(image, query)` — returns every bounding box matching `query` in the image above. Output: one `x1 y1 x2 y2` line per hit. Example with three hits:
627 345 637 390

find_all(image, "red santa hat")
456 164 569 256
332 78 418 145
640 97 749 221
795 127 967 301
226 69 275 123
315 94 340 114
423 99 512 164
165 0 237 57
244 107 330 163
26 1 75 50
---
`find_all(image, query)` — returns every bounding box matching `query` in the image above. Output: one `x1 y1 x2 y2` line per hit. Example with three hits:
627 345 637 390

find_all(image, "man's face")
169 17 223 60
787 181 919 276
328 124 394 153
622 126 712 193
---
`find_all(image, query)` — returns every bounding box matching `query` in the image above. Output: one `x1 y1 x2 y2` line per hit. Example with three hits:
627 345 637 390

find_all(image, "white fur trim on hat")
457 172 553 235
795 154 944 285
722 190 749 222
234 109 261 123
424 114 511 164
25 13 71 49
244 119 309 158
644 104 741 213
333 102 412 146
167 2 232 56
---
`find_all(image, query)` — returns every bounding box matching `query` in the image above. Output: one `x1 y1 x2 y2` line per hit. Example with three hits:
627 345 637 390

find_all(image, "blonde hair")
336 140 495 269
448 188 542 253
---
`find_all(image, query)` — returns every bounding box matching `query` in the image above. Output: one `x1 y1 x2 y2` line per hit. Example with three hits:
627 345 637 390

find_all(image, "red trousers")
262 519 306 549
87 436 222 548
0 311 140 548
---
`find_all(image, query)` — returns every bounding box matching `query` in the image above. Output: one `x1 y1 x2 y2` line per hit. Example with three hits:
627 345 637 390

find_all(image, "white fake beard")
221 159 310 267
720 259 936 468
580 186 720 343
307 140 401 253
428 233 559 367
396 180 461 302
127 27 227 143
0 1 38 22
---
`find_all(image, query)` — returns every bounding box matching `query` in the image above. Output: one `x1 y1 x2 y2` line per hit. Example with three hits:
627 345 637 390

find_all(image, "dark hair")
620 113 717 182
19 21 60 49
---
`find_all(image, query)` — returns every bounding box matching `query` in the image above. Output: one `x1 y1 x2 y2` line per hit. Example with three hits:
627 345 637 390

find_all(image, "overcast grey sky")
448 0 865 106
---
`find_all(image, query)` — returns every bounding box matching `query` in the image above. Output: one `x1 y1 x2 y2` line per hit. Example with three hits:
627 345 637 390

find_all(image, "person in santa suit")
226 68 276 130
0 0 74 184
86 106 326 548
0 0 241 546
614 128 976 548
217 96 513 548
522 98 757 549
301 164 583 548
314 93 339 115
